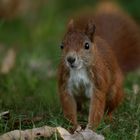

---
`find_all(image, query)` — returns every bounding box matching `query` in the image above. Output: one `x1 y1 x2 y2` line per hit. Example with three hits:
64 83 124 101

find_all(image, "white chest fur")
68 68 93 98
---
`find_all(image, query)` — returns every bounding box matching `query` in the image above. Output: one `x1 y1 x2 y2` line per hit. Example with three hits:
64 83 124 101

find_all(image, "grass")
0 0 140 139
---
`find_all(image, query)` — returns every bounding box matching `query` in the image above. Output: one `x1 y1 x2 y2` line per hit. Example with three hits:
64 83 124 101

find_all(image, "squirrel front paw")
74 125 82 133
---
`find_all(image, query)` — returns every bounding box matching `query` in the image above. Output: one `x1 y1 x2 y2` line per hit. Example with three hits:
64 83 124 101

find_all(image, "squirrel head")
60 19 96 70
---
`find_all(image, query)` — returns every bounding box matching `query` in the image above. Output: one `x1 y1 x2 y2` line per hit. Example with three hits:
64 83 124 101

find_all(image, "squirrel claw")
74 125 82 133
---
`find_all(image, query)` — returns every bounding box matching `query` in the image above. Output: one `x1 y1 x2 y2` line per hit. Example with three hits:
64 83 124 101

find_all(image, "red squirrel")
58 1 140 131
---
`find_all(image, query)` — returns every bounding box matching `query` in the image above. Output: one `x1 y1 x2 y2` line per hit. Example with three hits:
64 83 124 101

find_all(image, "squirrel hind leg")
105 85 124 119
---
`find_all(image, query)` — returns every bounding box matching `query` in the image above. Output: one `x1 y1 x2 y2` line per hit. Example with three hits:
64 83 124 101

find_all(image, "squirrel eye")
84 42 90 49
60 44 64 49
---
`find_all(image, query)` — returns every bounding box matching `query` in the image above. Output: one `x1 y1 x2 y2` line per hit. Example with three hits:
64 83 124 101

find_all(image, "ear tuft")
67 19 74 32
85 20 96 42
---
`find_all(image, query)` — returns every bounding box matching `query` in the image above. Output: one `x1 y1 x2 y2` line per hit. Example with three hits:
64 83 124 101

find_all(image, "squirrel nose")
67 56 76 64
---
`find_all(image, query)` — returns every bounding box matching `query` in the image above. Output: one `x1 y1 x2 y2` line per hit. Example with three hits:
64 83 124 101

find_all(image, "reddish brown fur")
73 2 140 73
58 2 140 130
0 0 20 19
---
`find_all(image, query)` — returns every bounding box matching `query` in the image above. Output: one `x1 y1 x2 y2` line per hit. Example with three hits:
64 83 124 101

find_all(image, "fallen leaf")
0 111 10 120
1 48 16 74
57 127 105 140
133 84 139 95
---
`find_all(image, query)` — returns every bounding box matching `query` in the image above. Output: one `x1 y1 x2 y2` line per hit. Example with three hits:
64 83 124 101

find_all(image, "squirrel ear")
67 19 74 32
85 20 96 42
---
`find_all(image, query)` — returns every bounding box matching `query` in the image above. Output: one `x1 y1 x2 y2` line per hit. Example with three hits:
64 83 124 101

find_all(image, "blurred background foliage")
0 0 140 138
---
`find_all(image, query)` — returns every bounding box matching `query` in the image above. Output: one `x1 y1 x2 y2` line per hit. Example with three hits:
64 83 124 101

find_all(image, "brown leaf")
1 48 16 74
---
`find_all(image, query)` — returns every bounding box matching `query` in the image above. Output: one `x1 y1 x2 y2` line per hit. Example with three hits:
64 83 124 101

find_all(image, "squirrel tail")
95 1 140 73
